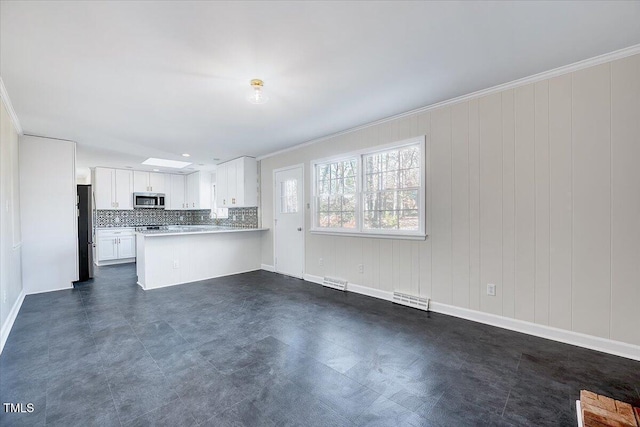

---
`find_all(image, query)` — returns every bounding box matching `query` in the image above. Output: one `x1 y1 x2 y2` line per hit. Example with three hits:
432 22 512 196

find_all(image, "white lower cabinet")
96 228 136 265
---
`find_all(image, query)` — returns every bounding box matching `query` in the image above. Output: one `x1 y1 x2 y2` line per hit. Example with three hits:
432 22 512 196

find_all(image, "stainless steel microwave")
133 192 165 209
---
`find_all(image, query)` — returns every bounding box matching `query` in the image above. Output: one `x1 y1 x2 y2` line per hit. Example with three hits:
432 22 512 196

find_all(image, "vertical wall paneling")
548 74 573 330
479 93 504 315
410 241 421 297
417 111 432 298
398 241 414 294
323 235 337 279
361 236 374 287
468 99 481 311
502 90 516 318
430 107 453 303
610 55 640 346
335 235 346 279
451 101 471 308
514 84 536 322
306 230 323 276
378 239 393 292
534 81 550 325
572 63 611 339
261 53 640 350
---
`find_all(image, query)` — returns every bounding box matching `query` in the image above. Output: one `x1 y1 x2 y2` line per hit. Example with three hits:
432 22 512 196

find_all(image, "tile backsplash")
96 207 258 228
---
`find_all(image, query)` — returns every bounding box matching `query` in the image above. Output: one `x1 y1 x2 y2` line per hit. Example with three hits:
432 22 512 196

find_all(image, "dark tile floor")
1 264 639 426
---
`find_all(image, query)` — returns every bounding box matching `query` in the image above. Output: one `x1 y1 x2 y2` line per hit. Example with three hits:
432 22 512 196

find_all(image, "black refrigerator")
76 184 94 282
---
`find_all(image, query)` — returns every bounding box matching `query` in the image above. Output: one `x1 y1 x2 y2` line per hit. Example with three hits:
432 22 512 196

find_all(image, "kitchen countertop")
135 225 268 237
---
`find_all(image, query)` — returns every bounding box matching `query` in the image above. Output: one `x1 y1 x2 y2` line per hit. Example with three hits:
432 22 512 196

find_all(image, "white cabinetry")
96 228 136 265
133 171 166 193
94 167 134 210
216 157 257 207
94 167 212 212
185 171 212 210
169 174 186 210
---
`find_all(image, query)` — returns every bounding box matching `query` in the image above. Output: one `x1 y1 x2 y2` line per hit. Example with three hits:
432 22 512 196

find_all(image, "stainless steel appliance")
133 192 165 209
76 184 94 282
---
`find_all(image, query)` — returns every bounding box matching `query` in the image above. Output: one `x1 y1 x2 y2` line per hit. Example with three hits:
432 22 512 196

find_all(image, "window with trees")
311 136 426 239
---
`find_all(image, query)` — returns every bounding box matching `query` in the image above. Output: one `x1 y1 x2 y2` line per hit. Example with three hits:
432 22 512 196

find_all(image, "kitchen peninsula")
136 225 267 290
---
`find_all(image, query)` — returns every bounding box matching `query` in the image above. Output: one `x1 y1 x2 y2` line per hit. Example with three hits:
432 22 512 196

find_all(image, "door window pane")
280 179 298 214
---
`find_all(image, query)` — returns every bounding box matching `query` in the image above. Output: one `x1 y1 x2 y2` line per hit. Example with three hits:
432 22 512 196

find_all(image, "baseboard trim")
95 258 135 267
261 264 275 273
139 268 263 291
0 290 25 355
303 273 395 302
301 274 640 361
428 302 640 362
25 286 74 295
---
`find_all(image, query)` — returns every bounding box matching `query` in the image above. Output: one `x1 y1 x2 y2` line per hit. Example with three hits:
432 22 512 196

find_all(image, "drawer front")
97 228 134 238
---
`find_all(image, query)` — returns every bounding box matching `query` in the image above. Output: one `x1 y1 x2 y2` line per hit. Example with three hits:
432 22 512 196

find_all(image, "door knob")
297 227 302 231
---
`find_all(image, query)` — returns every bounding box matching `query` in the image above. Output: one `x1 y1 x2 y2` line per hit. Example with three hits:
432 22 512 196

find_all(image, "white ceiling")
2 1 640 172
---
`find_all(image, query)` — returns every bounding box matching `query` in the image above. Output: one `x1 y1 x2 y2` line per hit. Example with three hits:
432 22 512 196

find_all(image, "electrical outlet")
319 258 324 266
173 260 179 269
487 283 496 296
357 264 364 274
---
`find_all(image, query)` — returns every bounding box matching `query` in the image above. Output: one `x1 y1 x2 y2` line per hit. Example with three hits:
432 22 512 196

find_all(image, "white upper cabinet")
133 171 166 193
94 167 133 210
217 164 228 209
114 169 134 209
185 171 212 210
94 167 114 210
216 157 257 208
169 174 186 210
149 172 165 193
94 167 212 211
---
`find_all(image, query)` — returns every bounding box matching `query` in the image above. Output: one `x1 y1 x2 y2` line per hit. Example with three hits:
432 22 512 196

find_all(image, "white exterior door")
274 166 304 278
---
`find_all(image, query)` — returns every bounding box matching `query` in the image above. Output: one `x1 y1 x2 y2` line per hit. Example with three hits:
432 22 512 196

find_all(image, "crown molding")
258 43 640 161
0 77 23 135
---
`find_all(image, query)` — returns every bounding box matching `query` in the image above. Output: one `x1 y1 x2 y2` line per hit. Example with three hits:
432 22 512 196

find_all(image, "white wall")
20 135 78 293
260 52 640 350
0 83 24 353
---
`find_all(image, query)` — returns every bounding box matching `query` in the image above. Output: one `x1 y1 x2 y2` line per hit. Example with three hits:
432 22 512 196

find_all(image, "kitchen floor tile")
1 263 638 426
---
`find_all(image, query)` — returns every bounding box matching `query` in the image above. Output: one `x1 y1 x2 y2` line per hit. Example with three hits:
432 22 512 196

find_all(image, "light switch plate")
487 283 496 296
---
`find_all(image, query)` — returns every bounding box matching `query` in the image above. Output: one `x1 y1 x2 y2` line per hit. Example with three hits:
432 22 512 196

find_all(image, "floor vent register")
392 292 429 311
322 277 348 291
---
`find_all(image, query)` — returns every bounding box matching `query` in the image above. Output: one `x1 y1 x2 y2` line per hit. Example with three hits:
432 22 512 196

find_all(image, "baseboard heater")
322 277 348 291
393 292 429 311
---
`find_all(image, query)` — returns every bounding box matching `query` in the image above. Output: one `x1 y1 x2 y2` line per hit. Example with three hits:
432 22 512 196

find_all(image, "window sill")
310 229 427 241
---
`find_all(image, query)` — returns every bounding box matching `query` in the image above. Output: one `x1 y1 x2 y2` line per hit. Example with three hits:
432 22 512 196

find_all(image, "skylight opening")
142 158 192 169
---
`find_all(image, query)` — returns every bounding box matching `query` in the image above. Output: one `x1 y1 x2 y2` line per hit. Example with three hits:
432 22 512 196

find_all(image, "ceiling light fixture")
247 79 269 105
182 153 190 157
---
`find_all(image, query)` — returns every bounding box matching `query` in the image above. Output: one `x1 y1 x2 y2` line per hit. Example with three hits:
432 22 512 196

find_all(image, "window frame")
310 136 427 240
